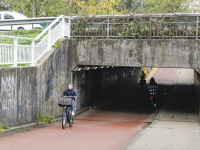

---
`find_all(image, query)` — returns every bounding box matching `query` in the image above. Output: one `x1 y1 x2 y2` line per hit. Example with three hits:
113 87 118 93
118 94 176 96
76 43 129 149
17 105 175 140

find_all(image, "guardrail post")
13 38 18 67
62 16 65 37
30 40 35 66
107 18 110 39
48 28 51 51
150 17 152 38
196 16 199 39
67 19 71 39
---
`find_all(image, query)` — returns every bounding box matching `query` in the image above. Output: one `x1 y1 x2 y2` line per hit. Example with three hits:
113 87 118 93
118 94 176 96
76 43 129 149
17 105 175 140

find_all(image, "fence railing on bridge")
70 13 200 39
0 13 200 66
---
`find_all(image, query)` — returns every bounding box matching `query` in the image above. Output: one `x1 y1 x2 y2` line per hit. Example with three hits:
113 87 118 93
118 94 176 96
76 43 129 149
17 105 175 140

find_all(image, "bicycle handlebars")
60 96 77 98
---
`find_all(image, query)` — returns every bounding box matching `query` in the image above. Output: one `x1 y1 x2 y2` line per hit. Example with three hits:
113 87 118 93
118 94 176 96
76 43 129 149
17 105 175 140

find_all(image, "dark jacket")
61 88 79 100
140 73 146 80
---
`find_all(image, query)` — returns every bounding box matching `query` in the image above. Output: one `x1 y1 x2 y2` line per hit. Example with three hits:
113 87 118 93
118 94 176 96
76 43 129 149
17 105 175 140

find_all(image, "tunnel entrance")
73 67 199 122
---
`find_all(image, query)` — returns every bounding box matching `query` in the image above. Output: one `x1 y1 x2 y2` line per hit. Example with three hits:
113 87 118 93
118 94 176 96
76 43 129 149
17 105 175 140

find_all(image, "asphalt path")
0 68 179 150
125 68 199 150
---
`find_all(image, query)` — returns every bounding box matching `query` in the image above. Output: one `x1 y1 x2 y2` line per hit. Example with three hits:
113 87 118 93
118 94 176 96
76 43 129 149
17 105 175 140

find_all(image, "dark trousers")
149 94 157 104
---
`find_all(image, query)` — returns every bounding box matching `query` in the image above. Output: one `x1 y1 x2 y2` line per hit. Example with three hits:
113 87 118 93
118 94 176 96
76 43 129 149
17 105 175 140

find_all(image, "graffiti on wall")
1 75 17 111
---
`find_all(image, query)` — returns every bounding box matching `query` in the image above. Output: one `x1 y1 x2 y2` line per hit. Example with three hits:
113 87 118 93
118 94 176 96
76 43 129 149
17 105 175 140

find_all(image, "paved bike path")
0 68 179 150
123 69 200 150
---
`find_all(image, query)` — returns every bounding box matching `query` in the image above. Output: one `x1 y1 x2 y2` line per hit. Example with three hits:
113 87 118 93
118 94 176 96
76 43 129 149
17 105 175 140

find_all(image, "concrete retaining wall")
0 68 38 127
0 39 142 127
194 70 200 117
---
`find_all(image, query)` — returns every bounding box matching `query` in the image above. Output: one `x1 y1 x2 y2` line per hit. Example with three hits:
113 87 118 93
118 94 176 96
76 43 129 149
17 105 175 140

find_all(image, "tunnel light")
78 68 82 71
94 67 98 69
112 66 114 67
107 66 109 68
87 67 90 70
101 66 104 69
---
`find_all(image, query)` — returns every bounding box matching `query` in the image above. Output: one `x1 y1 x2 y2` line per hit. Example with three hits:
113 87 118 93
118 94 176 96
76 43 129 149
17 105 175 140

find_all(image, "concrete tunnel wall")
74 67 142 111
194 70 200 117
0 39 142 127
76 38 200 117
75 39 200 74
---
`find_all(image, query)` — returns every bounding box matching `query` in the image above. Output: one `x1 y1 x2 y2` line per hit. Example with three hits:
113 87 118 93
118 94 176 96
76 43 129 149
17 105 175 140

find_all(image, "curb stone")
0 123 38 136
0 118 62 136
0 105 90 136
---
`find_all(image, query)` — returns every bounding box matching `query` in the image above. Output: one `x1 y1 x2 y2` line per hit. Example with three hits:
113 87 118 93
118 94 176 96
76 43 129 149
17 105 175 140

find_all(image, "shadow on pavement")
94 84 174 113
95 83 198 115
76 83 199 123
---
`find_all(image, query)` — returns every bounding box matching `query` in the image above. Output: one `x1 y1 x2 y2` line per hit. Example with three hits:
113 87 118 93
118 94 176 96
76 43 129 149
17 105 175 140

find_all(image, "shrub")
37 112 55 124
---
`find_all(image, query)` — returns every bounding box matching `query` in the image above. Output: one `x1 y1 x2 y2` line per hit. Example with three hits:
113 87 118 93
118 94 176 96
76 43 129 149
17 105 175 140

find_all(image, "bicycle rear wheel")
62 108 67 129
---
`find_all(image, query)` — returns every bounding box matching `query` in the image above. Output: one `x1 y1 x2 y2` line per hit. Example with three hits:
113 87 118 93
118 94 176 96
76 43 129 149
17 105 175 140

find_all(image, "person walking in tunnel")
139 70 146 80
61 83 79 115
139 70 146 90
148 77 159 107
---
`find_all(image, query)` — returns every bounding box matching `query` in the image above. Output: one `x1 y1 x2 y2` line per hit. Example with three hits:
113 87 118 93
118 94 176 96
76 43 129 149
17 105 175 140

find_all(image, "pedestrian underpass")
0 38 200 128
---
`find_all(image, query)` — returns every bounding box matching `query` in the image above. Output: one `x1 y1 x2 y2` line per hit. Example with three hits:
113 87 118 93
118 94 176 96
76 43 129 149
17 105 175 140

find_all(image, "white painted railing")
0 15 71 66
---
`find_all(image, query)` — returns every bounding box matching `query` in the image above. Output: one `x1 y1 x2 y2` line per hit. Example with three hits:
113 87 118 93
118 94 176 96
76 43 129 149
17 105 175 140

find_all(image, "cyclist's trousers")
72 100 75 111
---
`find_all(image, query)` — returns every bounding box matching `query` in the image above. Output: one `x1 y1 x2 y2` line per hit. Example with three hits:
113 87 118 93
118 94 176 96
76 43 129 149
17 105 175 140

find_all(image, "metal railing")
0 15 71 66
0 16 57 29
70 13 200 39
0 13 200 66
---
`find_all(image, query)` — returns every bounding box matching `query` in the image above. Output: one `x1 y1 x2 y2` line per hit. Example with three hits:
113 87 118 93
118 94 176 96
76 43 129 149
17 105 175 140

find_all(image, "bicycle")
58 96 75 129
149 95 157 109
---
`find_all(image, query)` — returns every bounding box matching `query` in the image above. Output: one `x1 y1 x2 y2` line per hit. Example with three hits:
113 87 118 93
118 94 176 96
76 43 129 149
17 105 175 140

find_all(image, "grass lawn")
0 29 46 45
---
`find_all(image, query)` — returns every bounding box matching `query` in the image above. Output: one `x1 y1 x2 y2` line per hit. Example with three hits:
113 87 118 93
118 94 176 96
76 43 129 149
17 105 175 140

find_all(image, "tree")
122 0 142 12
74 0 127 15
32 0 39 17
5 0 33 17
5 0 69 17
3 0 194 18
38 0 70 17
136 0 194 13
0 0 9 11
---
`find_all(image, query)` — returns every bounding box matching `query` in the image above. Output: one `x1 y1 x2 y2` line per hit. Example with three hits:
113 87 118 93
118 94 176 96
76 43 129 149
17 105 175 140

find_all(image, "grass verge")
0 29 46 45
37 112 55 124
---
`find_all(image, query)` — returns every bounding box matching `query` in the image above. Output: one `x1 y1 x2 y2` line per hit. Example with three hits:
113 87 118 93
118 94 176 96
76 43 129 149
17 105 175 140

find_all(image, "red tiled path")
0 68 179 150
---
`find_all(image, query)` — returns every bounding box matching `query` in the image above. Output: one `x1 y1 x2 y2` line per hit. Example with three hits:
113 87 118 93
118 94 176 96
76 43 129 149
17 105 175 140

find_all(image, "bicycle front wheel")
62 108 67 129
67 108 73 127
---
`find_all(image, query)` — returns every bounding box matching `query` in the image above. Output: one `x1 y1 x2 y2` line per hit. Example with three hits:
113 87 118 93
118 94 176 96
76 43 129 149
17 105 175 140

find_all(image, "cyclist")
148 77 159 107
139 70 146 89
61 83 79 115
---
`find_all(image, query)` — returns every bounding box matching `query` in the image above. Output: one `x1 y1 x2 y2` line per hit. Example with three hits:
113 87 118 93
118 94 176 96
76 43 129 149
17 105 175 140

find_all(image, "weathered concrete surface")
194 69 200 117
75 39 200 73
0 39 142 127
1 38 200 127
0 68 38 127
